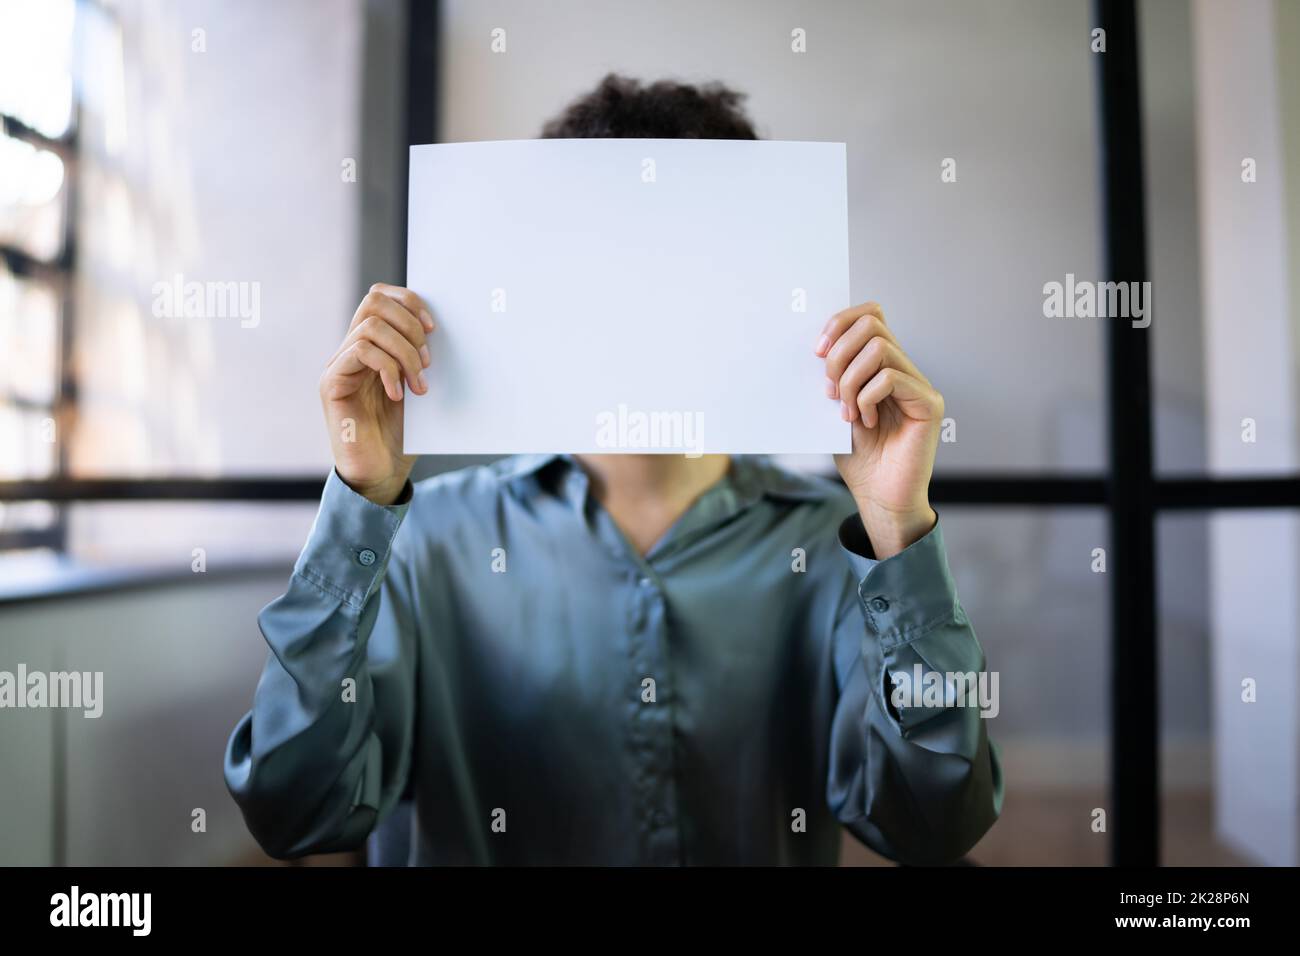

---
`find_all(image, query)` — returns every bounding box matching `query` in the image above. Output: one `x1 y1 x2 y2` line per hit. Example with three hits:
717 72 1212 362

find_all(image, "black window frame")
0 102 78 553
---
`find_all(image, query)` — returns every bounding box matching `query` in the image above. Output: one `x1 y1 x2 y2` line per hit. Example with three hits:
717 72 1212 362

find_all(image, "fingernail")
417 371 428 391
420 344 431 367
824 377 837 399
840 401 851 421
420 309 434 330
815 334 831 356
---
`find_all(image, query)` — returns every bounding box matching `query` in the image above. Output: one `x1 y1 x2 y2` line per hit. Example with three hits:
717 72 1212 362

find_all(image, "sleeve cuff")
293 469 413 608
837 511 963 643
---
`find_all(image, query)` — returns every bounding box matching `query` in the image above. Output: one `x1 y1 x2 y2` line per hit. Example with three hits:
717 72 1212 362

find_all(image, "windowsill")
0 551 293 606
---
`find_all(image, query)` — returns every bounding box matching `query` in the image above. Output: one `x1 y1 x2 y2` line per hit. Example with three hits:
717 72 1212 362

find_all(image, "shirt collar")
494 453 568 484
497 453 835 506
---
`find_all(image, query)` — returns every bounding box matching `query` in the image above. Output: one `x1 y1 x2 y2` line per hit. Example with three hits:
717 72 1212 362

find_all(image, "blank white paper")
404 138 850 455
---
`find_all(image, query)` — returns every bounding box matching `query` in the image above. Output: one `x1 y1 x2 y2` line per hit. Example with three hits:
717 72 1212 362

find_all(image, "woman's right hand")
319 283 434 505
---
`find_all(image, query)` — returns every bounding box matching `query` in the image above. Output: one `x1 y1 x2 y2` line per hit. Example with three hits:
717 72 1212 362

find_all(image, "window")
1 0 370 567
0 0 77 552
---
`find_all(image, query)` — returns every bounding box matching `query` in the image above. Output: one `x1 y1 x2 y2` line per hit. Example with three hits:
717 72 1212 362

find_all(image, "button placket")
626 566 680 862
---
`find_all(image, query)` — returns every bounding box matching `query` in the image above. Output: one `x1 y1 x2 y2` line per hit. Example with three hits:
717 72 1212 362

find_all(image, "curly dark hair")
540 74 759 140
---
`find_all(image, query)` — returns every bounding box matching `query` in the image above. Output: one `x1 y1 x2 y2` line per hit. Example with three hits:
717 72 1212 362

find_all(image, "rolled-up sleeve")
825 512 1003 865
224 469 419 859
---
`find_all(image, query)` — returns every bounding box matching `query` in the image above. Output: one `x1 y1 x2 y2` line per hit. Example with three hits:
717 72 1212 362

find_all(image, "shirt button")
358 548 377 566
653 810 671 828
869 596 890 613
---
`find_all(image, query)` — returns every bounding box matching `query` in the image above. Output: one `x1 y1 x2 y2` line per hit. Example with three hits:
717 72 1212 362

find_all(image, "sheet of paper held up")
404 139 850 455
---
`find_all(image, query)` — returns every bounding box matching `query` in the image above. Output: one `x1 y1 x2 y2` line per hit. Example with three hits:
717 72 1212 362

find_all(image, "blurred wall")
70 0 367 479
1193 0 1300 866
0 574 286 865
440 0 1111 473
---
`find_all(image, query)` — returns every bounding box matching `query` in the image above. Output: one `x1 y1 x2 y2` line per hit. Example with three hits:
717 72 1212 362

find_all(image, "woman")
225 75 1002 865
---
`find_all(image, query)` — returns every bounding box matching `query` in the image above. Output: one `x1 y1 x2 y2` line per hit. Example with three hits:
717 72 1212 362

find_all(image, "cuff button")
869 596 890 613
358 548 377 566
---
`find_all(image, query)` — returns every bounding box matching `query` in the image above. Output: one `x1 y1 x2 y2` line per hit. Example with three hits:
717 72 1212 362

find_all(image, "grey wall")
72 0 365 479
1140 0 1214 773
0 573 285 865
440 0 1109 473
1193 0 1300 866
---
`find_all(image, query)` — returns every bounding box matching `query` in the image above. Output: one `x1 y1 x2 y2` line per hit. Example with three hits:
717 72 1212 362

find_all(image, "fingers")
836 337 922 424
814 302 940 427
343 289 431 352
352 315 427 395
814 302 889 360
342 339 405 402
358 283 434 334
853 367 944 429
327 287 433 401
335 287 431 364
821 313 904 393
330 317 426 395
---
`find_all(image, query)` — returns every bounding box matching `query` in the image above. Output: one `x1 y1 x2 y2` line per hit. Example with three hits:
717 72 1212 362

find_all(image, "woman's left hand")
816 302 943 559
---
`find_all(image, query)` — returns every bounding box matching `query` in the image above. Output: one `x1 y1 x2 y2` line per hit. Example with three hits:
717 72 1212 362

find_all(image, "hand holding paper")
318 282 433 505
819 302 944 558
